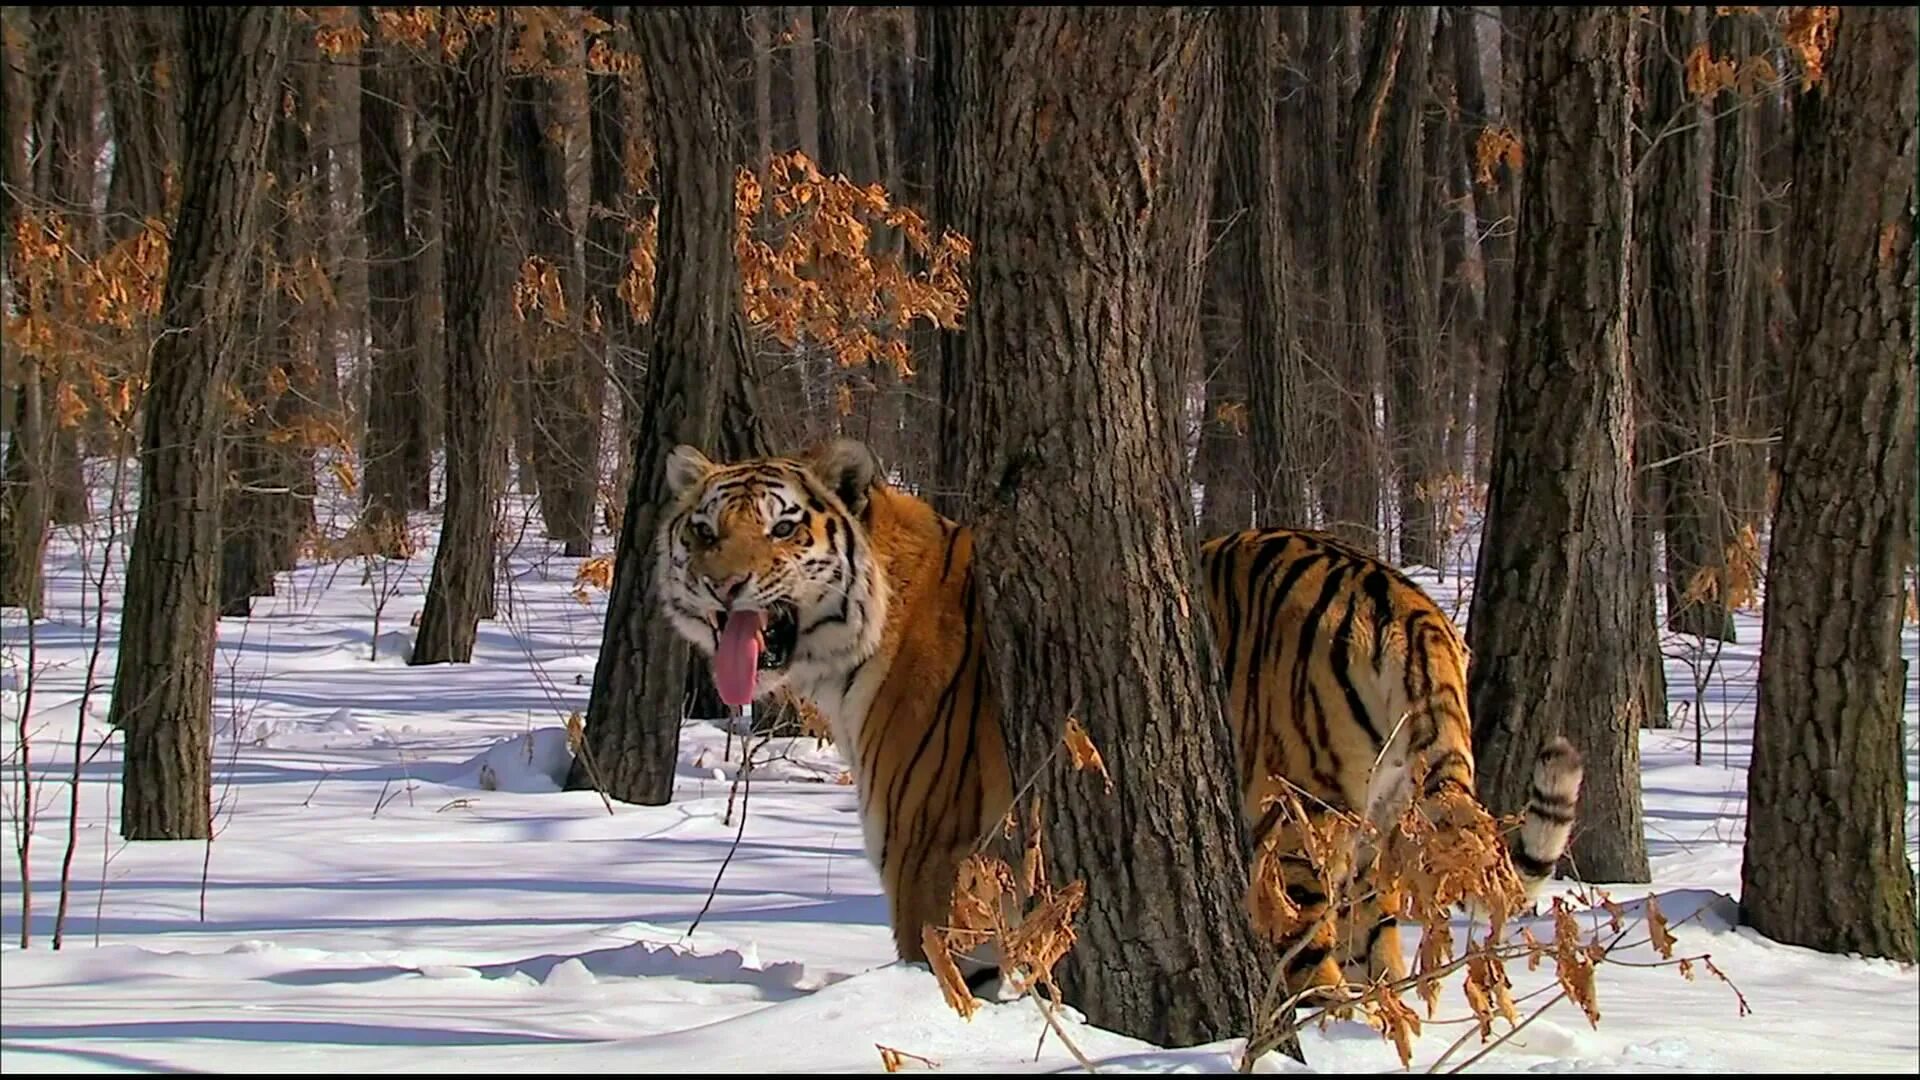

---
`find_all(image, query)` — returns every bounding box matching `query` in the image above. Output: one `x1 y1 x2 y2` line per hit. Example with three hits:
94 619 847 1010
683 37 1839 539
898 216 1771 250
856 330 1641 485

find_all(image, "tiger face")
654 439 890 708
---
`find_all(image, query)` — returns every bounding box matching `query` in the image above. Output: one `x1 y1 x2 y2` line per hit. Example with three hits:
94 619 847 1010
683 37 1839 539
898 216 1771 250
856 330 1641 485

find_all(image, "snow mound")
218 706 394 750
447 727 575 792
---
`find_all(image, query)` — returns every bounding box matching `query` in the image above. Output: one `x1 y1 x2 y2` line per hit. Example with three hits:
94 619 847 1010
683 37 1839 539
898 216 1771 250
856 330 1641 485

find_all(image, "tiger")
654 436 1584 1001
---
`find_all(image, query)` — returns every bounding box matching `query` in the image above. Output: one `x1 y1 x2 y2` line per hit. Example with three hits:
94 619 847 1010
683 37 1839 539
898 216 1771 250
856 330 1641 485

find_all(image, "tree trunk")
937 6 1266 1049
0 7 47 616
587 6 641 515
36 8 95 528
406 56 444 512
1382 8 1442 567
107 6 289 841
568 6 751 803
1643 6 1734 643
1195 189 1253 538
1224 6 1310 529
411 10 509 667
790 6 822 165
1740 5 1918 964
1451 6 1513 489
264 37 320 572
103 7 177 238
358 29 420 556
1465 6 1649 884
513 29 601 558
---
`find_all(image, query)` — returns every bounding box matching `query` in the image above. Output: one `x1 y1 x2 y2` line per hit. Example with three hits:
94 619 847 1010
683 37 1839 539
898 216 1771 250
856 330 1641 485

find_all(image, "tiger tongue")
714 609 767 706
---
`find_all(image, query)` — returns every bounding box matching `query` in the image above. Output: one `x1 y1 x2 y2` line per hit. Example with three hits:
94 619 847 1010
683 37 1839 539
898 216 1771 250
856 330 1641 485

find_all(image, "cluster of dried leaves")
3 212 169 436
1680 522 1764 615
1238 757 1744 1071
736 151 971 380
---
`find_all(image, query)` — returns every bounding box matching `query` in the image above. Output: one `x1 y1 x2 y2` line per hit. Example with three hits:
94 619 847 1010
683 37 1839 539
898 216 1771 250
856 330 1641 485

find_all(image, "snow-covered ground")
2 474 1916 1073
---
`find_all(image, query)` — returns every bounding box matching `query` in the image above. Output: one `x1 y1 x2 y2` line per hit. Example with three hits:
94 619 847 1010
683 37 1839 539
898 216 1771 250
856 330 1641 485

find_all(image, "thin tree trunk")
411 9 509 667
1382 7 1442 567
103 7 177 238
108 6 290 841
790 6 821 164
937 6 1267 1049
1224 6 1310 529
1740 4 1918 964
514 28 601 558
1451 6 1513 489
0 7 47 616
1466 6 1649 884
568 6 752 803
405 59 443 512
358 29 419 555
1645 6 1735 642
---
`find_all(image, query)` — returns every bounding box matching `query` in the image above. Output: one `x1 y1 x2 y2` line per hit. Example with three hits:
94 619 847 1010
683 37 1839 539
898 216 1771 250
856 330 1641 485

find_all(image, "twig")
686 717 762 941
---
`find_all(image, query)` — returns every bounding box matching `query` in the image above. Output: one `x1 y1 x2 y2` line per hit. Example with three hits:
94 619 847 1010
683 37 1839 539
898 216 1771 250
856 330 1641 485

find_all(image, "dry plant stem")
686 723 763 941
56 452 129 947
13 597 39 947
1444 987 1569 1073
1033 985 1098 1072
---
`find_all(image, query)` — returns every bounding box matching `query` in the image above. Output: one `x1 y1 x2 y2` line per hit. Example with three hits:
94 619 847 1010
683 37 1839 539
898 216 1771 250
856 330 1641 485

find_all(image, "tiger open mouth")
711 601 800 706
759 602 798 671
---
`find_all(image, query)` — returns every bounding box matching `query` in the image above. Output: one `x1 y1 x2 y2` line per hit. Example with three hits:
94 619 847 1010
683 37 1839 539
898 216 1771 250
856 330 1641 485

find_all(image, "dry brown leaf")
1062 716 1113 794
921 926 979 1021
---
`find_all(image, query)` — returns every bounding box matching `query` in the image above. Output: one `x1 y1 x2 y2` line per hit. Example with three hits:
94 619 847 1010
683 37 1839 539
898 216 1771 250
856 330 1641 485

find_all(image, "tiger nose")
716 574 750 604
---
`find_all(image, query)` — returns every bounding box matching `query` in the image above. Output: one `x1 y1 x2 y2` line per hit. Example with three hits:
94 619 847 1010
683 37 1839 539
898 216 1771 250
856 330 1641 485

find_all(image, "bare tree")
935 6 1267 1048
1466 6 1650 884
108 6 290 840
1740 4 1917 964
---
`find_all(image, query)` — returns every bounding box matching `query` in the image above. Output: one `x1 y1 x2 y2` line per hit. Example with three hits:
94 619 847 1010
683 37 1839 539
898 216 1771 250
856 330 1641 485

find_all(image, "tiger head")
654 438 891 708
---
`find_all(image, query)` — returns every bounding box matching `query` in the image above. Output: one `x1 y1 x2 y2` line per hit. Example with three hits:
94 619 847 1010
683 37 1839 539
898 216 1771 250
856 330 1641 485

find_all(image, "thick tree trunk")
1466 7 1649 884
411 11 509 667
937 6 1266 1049
1740 5 1918 964
1224 6 1310 529
568 6 751 803
108 6 289 841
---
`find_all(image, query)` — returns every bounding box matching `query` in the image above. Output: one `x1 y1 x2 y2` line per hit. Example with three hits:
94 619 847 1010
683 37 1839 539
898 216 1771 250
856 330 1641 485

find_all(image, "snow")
2 475 1916 1074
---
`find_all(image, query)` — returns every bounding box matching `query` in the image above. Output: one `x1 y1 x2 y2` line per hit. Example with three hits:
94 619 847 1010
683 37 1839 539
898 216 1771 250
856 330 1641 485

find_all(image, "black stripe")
1330 591 1386 749
1363 569 1395 672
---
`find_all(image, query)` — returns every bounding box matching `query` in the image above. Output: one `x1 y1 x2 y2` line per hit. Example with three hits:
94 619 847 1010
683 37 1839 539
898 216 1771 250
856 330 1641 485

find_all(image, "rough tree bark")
1224 6 1310 529
411 10 509 667
1739 5 1918 964
936 6 1267 1049
1644 6 1735 642
107 6 289 841
1466 6 1649 884
567 6 751 803
1382 7 1443 567
1450 5 1514 488
0 6 47 616
34 8 93 527
514 28 602 558
358 27 421 556
103 7 177 238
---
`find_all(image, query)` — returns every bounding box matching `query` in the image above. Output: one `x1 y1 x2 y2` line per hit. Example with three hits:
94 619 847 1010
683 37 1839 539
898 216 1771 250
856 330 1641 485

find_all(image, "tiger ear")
808 438 883 516
665 444 716 498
